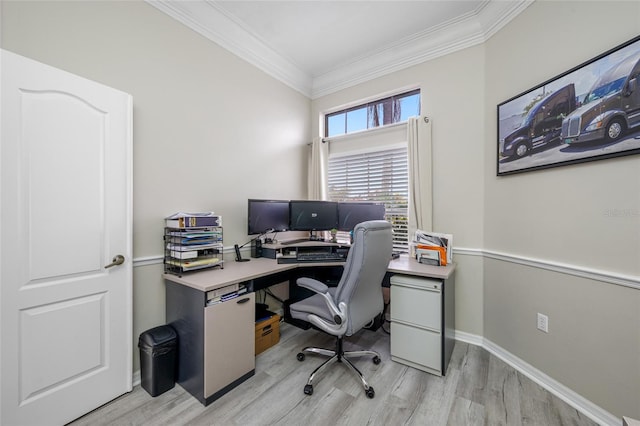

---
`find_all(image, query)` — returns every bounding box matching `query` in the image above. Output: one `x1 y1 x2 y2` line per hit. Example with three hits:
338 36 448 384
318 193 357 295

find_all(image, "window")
325 89 420 137
328 147 409 251
324 89 420 251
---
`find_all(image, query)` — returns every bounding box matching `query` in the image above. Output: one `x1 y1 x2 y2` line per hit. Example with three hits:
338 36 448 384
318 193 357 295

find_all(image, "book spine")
165 216 222 228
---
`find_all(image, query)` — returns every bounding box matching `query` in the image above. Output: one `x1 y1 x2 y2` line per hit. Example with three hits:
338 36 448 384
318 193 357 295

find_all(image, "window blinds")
327 146 409 251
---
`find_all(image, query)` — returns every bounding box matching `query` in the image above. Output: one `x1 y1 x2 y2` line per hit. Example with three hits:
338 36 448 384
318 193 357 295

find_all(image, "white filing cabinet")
390 274 455 376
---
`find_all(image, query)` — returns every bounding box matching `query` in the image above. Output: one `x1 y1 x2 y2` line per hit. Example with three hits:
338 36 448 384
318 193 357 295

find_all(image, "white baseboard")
132 370 141 387
454 330 619 426
453 329 484 347
129 331 618 425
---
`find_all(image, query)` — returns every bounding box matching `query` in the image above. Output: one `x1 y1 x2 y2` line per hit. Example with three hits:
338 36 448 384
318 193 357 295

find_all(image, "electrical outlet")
537 313 549 333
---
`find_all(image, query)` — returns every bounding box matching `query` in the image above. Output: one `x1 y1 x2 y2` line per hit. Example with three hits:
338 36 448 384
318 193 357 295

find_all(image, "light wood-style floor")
70 322 598 426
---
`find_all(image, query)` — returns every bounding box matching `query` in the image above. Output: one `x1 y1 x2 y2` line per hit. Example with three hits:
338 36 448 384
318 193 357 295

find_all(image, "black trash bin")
138 325 177 397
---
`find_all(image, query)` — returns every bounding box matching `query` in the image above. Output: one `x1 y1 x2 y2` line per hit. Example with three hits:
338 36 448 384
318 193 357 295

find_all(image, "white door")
0 50 133 425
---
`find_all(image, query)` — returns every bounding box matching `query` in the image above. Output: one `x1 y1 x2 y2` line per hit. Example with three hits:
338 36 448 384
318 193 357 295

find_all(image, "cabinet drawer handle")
237 297 250 304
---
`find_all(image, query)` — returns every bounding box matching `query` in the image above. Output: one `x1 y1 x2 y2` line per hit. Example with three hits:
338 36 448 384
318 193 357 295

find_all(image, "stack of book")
165 212 222 228
206 283 248 306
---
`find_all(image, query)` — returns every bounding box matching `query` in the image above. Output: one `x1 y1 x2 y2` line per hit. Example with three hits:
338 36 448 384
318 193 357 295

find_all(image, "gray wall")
483 1 640 419
1 0 311 372
312 0 640 419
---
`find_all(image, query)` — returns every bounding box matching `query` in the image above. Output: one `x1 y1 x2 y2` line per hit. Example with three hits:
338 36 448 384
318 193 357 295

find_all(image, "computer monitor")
247 199 290 235
337 202 386 231
289 200 338 231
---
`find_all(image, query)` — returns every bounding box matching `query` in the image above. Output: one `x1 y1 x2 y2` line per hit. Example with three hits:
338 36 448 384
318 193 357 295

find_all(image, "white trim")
146 0 532 99
451 247 640 290
324 121 407 144
481 249 640 290
135 248 640 290
455 330 619 425
328 141 408 159
133 255 163 268
451 247 484 257
480 336 620 426
453 329 485 347
311 1 533 98
311 23 484 98
133 246 247 268
322 84 422 116
145 0 312 97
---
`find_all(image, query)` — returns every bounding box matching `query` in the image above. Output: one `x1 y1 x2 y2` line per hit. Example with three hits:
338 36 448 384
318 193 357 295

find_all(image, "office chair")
289 220 392 398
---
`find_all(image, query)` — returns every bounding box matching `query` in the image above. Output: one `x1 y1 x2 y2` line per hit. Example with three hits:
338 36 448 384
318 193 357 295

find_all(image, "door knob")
104 255 125 269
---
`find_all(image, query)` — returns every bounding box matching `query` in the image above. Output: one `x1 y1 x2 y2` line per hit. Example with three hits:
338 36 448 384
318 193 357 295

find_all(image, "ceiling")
148 0 532 98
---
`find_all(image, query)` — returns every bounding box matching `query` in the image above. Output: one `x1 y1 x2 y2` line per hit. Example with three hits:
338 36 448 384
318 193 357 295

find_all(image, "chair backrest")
334 220 393 336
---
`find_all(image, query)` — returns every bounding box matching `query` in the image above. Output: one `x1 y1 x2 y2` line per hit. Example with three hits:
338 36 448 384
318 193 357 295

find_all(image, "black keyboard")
298 252 344 261
277 253 345 264
297 257 344 263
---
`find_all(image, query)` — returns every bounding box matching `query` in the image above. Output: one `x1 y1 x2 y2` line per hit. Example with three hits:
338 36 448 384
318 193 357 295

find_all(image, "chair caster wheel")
297 353 305 361
304 384 313 395
372 356 381 365
365 387 375 398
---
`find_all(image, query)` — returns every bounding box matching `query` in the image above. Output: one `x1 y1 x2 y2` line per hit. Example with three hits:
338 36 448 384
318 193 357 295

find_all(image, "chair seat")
289 288 337 326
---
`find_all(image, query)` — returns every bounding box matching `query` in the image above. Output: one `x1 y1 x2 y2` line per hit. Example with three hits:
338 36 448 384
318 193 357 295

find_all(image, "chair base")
297 336 380 398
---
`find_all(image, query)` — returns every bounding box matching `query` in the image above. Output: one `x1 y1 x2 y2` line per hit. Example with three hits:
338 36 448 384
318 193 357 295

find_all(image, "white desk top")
388 255 455 280
163 254 456 292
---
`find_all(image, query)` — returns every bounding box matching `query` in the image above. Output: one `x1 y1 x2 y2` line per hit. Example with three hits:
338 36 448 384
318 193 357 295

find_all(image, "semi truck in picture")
561 51 640 145
500 83 577 159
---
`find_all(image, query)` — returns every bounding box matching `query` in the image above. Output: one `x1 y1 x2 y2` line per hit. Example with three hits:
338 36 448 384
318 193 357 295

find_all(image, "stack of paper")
412 230 452 266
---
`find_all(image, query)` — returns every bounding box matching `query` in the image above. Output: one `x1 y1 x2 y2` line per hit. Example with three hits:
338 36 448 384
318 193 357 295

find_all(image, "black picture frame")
497 35 640 176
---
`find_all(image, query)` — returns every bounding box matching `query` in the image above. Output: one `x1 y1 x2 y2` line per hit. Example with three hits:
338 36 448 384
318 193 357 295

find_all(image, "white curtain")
407 116 433 236
308 136 328 200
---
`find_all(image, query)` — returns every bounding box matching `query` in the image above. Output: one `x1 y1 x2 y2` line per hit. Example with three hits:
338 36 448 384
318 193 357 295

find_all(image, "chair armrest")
297 277 329 294
296 276 347 334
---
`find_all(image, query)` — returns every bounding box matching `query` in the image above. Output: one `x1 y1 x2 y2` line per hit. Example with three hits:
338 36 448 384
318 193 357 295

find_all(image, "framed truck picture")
497 35 640 176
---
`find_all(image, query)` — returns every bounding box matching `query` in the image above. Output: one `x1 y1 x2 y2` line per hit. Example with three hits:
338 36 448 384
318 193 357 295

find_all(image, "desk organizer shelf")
164 226 224 276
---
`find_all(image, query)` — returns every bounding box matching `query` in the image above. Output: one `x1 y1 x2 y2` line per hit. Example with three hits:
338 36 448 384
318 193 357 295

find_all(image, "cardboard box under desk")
255 313 280 355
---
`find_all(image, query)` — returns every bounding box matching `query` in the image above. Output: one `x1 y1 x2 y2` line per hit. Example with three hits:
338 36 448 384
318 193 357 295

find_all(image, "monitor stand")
281 231 324 245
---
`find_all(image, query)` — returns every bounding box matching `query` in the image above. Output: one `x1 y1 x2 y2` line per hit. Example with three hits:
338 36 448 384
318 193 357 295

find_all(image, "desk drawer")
390 281 441 330
391 322 441 374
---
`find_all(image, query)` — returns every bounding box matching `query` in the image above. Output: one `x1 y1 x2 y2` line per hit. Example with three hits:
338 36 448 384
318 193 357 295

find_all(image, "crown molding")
311 0 533 98
150 0 532 98
146 0 313 97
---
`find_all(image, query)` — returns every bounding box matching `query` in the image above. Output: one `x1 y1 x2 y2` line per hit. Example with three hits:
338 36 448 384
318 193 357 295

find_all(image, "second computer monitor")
289 200 338 231
337 202 386 231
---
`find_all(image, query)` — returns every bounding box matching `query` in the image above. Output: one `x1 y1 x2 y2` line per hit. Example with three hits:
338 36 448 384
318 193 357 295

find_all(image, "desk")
163 254 455 405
